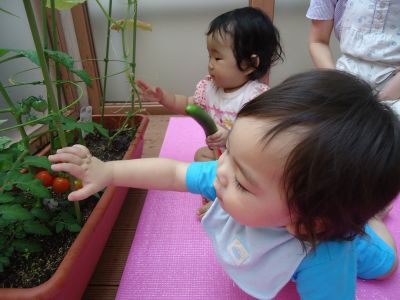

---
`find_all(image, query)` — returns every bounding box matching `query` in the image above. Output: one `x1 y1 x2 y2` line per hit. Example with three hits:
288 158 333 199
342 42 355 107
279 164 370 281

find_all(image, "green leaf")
94 123 110 138
76 122 95 133
67 223 81 233
30 208 50 221
44 49 74 69
52 131 75 149
16 180 51 199
22 156 51 170
0 216 11 228
0 136 12 151
9 49 39 65
6 170 32 184
55 222 64 233
0 204 33 221
0 256 10 268
71 68 92 85
0 154 14 172
0 193 15 204
23 221 52 236
62 116 94 132
13 240 42 253
47 0 86 10
0 119 8 125
0 49 11 57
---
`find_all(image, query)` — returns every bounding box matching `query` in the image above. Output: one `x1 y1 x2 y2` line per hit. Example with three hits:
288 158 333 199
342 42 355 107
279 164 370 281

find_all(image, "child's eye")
234 178 248 193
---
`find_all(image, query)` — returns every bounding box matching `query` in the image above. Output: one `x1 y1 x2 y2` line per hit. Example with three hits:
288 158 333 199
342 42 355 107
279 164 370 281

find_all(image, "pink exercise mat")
116 117 400 299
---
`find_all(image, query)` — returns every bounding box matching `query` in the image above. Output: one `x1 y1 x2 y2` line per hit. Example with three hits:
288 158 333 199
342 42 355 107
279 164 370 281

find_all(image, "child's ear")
250 54 260 68
242 54 259 76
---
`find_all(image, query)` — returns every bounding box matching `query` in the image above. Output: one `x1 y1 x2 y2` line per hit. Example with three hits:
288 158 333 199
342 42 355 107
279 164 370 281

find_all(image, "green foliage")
0 141 83 271
61 115 109 138
0 48 92 85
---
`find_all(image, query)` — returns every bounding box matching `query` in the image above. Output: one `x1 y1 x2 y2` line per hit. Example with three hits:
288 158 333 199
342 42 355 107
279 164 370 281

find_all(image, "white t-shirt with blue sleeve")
187 161 306 299
186 161 396 300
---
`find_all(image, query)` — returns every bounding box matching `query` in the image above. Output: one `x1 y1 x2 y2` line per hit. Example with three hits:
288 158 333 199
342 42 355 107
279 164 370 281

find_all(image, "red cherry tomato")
52 177 70 193
35 170 54 187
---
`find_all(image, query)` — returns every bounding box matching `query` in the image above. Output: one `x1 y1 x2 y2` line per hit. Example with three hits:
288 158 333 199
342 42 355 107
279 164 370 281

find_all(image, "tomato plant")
35 170 54 187
52 177 70 193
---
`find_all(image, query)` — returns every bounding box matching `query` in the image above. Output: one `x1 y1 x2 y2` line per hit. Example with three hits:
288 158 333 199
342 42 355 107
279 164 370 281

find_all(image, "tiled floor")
83 115 172 299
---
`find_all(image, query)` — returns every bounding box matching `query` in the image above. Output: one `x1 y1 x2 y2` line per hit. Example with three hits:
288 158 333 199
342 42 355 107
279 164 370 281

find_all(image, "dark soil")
0 197 97 288
0 129 134 288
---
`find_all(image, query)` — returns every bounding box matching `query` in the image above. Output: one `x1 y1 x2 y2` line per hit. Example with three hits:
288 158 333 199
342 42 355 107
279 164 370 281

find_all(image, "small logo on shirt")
227 239 249 266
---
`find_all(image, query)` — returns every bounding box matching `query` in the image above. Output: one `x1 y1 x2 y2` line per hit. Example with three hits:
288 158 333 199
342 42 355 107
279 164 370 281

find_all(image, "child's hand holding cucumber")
185 104 224 157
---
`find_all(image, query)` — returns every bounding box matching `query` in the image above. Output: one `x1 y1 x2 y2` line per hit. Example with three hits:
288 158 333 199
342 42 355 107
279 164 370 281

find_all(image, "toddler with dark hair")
137 6 283 161
50 70 400 299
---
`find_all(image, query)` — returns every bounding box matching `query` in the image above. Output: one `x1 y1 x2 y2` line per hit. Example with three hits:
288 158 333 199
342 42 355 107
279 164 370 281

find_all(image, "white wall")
0 1 45 133
88 0 340 103
88 0 247 101
270 0 340 86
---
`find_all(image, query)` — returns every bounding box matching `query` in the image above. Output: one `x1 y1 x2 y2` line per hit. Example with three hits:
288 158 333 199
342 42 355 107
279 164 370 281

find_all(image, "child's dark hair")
207 7 283 81
238 69 400 248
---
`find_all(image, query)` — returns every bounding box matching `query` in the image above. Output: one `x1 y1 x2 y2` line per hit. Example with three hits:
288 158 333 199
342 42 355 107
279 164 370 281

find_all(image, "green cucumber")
185 104 217 136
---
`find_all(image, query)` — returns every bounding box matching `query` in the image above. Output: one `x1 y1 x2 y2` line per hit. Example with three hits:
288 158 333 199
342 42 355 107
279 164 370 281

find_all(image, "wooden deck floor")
83 115 172 300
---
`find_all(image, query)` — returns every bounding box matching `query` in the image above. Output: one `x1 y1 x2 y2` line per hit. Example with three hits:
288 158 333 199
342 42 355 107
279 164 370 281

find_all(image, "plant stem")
0 54 24 65
50 0 63 110
23 0 67 148
0 82 31 152
130 0 141 112
0 108 13 113
23 0 81 223
96 0 113 126
40 0 48 51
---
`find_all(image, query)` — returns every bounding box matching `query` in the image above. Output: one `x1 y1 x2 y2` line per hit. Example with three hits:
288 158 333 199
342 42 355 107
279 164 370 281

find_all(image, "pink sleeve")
193 75 212 109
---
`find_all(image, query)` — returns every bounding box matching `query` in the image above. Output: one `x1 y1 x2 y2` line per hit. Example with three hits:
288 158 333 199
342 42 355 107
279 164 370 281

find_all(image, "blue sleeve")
293 241 357 300
355 224 396 279
186 161 217 201
292 224 396 299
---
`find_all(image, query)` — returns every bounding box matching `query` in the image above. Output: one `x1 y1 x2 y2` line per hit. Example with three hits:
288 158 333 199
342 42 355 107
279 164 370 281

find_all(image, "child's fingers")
51 162 84 179
135 79 149 91
53 144 90 158
48 152 83 166
67 184 99 201
155 87 163 97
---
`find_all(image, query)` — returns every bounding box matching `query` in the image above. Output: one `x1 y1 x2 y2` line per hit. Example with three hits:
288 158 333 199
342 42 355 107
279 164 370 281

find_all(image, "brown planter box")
0 114 149 300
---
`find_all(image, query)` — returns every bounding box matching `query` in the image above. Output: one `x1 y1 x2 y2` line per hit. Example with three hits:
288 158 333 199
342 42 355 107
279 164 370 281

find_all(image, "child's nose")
208 60 214 70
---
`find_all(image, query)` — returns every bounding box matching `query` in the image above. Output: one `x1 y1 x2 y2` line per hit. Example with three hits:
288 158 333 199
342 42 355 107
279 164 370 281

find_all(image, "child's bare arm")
136 79 193 114
308 19 336 69
368 217 398 279
48 144 189 201
379 70 400 101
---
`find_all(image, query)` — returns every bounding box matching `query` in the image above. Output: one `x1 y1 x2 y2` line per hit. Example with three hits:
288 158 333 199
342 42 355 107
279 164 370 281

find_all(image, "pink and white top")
193 76 268 130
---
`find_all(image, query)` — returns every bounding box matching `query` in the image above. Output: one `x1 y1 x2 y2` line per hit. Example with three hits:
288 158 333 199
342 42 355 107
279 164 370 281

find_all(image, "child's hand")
136 80 164 103
48 144 112 201
206 125 229 149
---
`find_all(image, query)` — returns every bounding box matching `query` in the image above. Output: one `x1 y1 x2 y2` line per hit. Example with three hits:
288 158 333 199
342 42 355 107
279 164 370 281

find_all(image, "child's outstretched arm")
308 19 336 69
136 79 193 115
48 144 189 201
379 70 400 101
